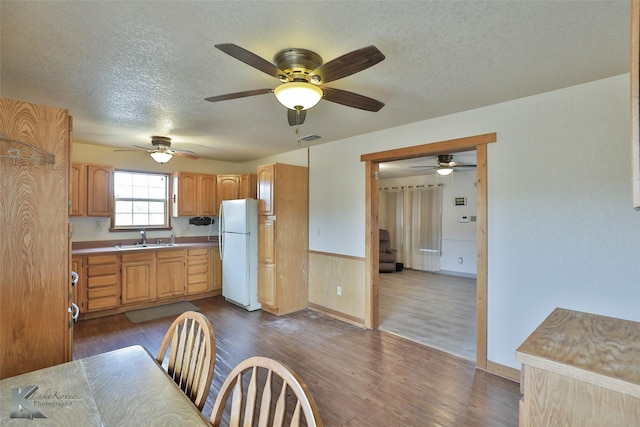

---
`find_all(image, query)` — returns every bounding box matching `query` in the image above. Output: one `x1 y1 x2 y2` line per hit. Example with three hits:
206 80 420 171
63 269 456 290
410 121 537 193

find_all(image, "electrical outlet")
337 286 342 296
94 220 102 231
458 257 463 264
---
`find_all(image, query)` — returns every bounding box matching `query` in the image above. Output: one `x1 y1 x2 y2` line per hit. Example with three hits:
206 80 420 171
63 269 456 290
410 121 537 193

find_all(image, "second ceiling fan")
205 43 386 126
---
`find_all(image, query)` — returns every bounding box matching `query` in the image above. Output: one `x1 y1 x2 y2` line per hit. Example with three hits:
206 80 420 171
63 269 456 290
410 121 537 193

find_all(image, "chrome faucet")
140 228 147 245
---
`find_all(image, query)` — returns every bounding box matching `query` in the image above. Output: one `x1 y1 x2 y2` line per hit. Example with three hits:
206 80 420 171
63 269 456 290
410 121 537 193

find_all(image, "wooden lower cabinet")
157 250 186 298
77 245 220 319
211 248 222 292
86 255 120 311
257 263 276 308
121 252 156 304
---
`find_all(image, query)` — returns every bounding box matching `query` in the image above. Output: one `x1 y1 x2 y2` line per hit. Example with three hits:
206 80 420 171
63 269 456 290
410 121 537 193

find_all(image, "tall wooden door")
0 98 71 379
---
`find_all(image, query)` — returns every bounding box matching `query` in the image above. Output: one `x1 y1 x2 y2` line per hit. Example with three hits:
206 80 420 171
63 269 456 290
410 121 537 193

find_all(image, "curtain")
379 187 404 263
379 185 442 270
404 186 443 271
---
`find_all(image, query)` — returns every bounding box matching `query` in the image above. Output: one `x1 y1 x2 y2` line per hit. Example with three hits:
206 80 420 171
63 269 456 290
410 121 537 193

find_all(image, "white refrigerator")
219 198 261 311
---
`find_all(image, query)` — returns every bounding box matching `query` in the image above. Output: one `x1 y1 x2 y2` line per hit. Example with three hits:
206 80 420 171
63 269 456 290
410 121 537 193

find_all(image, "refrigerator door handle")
219 202 224 260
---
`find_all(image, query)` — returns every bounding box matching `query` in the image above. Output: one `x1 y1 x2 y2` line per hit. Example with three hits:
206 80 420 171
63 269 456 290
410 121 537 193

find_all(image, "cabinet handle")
71 271 79 286
68 303 80 322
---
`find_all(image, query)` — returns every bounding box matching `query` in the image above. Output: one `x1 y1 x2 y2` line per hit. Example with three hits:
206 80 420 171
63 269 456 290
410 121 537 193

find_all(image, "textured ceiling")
0 1 631 164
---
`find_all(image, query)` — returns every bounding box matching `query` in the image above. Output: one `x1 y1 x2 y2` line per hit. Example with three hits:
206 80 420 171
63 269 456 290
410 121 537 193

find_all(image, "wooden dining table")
0 345 211 426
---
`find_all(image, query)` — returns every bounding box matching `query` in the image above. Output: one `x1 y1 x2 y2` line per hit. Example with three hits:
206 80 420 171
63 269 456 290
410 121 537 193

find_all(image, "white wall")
287 73 639 370
379 170 478 276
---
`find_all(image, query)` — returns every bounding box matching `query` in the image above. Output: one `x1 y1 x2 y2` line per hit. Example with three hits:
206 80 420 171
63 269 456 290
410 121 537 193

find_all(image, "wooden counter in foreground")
516 307 640 426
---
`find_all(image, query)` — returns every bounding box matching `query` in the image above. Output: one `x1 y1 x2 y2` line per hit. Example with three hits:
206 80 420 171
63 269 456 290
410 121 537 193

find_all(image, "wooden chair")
209 356 323 427
156 310 216 411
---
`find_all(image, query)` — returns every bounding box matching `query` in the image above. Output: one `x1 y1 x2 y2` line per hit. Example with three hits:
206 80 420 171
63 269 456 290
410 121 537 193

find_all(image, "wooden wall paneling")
308 251 366 326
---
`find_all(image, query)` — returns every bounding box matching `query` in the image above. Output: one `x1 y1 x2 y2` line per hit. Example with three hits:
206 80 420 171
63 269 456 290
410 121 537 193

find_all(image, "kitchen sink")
115 243 179 250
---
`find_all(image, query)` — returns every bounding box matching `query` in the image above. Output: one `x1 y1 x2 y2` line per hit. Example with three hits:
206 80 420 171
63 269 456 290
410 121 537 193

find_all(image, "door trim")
361 132 496 369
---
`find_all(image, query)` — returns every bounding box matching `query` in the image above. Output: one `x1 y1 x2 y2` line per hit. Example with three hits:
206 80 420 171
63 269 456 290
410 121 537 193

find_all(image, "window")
113 170 170 229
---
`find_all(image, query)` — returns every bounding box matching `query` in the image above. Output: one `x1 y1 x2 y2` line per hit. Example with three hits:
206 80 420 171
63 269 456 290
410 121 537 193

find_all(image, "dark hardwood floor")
74 296 519 426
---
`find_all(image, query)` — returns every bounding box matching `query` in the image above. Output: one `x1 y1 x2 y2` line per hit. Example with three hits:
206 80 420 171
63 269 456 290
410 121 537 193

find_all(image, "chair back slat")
257 369 272 427
290 401 302 427
229 372 244 427
210 356 323 427
273 383 288 427
242 366 259 427
156 311 216 411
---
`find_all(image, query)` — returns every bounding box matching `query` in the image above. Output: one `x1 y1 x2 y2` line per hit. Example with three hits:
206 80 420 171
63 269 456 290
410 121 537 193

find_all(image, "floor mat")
124 301 200 323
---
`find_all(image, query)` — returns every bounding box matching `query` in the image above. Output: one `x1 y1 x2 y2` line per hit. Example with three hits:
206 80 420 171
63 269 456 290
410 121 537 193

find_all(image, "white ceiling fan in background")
116 136 199 164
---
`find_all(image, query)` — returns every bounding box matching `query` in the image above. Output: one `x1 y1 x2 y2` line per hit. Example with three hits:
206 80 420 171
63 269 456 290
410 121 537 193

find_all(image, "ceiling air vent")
299 134 321 142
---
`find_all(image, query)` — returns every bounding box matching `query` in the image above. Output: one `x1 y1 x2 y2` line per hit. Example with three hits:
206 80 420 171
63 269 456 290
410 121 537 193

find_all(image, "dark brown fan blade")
205 88 272 102
215 43 291 81
132 145 153 152
287 109 306 126
171 150 198 160
454 164 477 168
322 87 384 112
310 45 385 84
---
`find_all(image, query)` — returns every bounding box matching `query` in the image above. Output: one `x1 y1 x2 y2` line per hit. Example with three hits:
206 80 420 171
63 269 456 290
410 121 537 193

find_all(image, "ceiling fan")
123 136 199 164
205 43 386 126
412 154 477 175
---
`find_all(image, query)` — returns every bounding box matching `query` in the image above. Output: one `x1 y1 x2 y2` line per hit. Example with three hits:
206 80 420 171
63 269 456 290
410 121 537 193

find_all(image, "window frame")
110 169 172 231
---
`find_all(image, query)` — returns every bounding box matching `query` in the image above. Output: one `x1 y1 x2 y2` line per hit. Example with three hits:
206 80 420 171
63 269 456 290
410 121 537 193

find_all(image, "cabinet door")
156 250 185 298
198 174 217 216
70 163 87 216
187 248 210 294
121 253 156 304
257 165 275 215
258 263 276 308
217 175 240 202
239 173 257 199
258 217 275 264
211 248 222 292
172 172 198 217
87 164 114 216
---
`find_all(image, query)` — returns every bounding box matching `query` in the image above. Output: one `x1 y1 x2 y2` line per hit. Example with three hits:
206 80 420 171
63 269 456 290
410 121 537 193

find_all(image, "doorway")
361 132 495 369
377 156 478 361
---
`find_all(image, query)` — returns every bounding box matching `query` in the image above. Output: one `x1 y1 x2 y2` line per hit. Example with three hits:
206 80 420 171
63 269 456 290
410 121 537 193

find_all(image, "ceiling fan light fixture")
274 81 323 110
150 151 173 164
436 167 453 176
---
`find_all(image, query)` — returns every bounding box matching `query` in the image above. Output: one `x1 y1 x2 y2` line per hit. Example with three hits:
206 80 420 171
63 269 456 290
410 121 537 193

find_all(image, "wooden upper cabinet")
87 164 114 216
240 173 257 199
257 165 275 215
71 162 113 217
198 174 217 216
173 172 217 217
172 172 197 217
70 163 87 216
217 174 240 202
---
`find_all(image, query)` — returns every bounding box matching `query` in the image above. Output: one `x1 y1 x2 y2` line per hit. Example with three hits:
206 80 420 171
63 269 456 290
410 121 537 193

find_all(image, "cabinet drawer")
188 263 208 275
87 295 119 311
87 264 118 277
156 250 185 260
87 254 118 265
187 248 209 257
87 274 118 288
122 252 154 262
87 286 118 311
187 256 209 267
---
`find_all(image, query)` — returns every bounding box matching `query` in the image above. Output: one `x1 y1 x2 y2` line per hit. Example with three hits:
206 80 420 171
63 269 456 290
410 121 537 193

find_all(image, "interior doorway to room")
361 133 495 369
377 153 478 361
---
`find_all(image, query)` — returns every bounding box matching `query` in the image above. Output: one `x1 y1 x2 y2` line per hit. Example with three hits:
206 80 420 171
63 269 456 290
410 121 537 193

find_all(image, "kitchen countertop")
72 237 218 255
